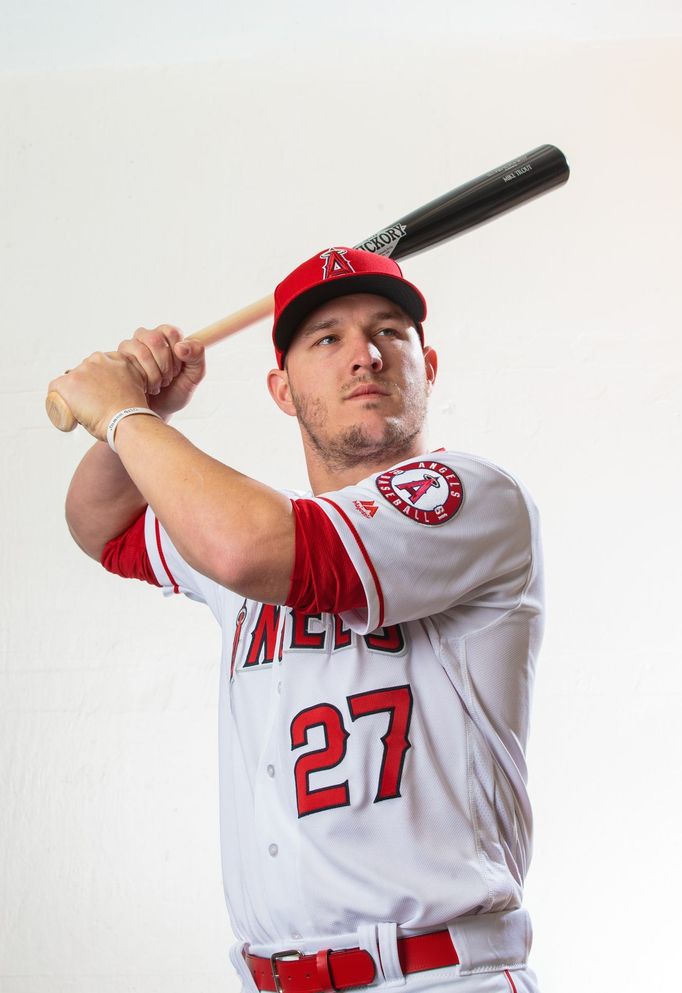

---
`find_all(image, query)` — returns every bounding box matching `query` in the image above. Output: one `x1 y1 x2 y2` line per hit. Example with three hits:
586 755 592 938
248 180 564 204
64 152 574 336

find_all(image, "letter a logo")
395 474 440 505
320 248 355 280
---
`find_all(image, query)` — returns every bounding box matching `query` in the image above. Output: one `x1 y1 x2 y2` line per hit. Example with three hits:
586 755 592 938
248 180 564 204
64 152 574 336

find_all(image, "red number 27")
290 684 413 817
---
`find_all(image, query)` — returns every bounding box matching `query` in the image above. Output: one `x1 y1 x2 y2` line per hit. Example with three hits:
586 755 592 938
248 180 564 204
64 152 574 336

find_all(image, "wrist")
107 406 161 453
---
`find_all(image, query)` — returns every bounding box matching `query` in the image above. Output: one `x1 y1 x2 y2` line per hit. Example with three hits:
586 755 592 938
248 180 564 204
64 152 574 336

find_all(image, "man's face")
274 293 437 471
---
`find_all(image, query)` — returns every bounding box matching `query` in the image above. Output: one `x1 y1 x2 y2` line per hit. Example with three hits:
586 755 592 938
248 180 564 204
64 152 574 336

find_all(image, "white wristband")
106 407 161 453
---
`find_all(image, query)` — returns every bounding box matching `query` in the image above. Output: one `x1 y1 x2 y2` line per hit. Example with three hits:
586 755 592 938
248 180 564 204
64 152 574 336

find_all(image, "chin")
346 415 416 449
348 414 395 441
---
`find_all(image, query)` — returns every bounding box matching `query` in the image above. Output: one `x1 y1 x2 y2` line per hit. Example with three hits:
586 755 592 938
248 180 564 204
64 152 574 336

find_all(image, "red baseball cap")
272 247 427 368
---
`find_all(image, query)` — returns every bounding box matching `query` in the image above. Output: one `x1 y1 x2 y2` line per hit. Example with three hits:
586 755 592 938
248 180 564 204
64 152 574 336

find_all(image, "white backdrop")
2 6 681 993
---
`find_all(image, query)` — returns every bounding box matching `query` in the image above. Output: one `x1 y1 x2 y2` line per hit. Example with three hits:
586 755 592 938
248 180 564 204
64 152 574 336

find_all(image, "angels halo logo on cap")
320 248 355 279
272 246 428 368
376 460 464 526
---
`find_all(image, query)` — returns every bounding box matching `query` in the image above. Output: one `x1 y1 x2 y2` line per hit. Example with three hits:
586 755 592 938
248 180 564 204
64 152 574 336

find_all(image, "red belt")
245 930 459 993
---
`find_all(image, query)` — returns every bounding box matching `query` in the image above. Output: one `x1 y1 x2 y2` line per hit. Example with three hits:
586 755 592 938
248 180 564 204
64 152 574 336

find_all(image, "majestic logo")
376 460 463 526
354 500 379 519
320 248 355 280
355 223 407 257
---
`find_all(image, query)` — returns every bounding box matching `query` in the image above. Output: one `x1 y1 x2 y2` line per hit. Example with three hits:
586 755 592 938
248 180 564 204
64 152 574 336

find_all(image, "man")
52 247 544 993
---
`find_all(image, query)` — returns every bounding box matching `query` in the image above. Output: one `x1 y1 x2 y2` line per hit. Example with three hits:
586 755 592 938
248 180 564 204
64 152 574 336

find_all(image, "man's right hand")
117 325 206 421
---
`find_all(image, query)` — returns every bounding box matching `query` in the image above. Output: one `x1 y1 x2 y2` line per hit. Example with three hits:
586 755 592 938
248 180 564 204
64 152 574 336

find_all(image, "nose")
350 337 383 375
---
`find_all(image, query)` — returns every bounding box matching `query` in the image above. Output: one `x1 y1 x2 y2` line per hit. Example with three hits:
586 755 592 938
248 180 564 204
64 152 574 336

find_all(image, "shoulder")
360 449 537 527
307 451 541 631
413 449 530 486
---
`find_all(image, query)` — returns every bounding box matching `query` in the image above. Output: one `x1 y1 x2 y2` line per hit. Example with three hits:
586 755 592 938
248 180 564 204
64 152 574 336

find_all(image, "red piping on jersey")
318 496 384 628
504 970 518 993
277 615 286 662
155 518 180 594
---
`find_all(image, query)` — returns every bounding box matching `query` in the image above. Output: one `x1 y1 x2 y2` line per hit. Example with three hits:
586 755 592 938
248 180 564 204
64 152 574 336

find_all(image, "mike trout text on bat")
52 247 545 993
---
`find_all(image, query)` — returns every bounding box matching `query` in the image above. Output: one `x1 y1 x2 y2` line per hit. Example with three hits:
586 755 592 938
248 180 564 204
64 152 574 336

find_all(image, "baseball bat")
45 143 569 432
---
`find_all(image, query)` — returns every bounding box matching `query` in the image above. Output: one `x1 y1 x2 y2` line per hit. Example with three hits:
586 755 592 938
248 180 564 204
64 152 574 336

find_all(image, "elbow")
192 529 294 605
66 517 106 562
165 491 296 603
64 493 105 562
64 486 148 564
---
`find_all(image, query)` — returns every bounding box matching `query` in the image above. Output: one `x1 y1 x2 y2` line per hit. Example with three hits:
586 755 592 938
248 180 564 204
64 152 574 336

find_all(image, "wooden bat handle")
45 292 275 432
45 391 79 432
186 292 274 347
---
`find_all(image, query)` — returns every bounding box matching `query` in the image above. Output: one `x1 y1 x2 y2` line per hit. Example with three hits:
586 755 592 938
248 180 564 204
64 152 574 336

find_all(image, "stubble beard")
289 380 429 473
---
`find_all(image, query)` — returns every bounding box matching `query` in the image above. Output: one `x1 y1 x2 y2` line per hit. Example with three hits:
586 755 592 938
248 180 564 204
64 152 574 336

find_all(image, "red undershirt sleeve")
286 498 366 614
102 499 366 610
101 510 161 587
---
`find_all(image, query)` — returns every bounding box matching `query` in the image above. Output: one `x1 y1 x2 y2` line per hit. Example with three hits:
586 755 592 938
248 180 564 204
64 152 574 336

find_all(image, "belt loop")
358 923 383 983
315 949 336 991
231 942 262 993
376 923 405 987
448 909 531 976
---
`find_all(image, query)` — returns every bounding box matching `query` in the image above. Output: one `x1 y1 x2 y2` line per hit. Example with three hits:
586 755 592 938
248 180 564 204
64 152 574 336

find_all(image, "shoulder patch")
375 460 464 525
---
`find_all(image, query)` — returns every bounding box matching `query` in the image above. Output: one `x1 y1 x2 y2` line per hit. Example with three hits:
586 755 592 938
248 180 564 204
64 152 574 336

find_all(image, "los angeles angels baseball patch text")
376 460 464 525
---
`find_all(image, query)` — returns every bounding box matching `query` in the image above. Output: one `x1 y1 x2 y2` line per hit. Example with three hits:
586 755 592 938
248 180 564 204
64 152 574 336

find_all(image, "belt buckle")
270 949 304 993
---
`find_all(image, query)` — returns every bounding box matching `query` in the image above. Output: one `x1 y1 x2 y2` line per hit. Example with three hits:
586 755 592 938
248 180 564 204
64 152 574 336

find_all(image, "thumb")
174 339 206 383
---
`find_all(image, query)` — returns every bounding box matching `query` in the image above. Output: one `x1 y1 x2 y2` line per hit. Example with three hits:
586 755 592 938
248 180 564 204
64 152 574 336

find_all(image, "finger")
132 326 183 384
132 325 183 354
132 324 182 344
48 372 68 397
118 338 167 394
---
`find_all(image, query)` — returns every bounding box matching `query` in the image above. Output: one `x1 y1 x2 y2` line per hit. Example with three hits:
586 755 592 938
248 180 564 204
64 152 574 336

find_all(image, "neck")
304 429 432 495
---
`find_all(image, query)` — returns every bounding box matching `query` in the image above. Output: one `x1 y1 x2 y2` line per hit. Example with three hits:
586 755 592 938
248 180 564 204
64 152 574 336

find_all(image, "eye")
314 334 339 347
376 327 400 338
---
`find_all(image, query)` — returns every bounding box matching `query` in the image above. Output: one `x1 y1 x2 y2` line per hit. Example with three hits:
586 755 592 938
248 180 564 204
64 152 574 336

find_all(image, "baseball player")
53 247 544 993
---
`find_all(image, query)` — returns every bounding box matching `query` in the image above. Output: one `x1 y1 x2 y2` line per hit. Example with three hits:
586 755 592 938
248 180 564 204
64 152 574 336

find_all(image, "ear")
423 345 438 391
267 367 297 417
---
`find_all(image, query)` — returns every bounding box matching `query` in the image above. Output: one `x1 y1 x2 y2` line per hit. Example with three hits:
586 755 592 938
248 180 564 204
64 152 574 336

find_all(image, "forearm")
49 330 289 596
65 441 147 560
114 414 295 603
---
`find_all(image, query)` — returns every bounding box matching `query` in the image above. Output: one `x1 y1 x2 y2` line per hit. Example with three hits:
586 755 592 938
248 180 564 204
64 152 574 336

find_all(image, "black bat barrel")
355 144 569 262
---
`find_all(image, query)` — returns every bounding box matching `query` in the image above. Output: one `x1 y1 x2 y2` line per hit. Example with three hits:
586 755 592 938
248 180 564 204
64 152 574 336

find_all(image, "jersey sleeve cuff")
100 508 161 587
314 496 384 634
286 498 368 618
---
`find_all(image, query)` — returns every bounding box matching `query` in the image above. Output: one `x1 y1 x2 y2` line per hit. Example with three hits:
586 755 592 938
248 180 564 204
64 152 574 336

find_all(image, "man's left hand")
48 351 148 442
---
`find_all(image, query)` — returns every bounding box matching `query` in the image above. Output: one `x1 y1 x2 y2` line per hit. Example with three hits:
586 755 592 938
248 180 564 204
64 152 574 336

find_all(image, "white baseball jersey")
104 450 543 956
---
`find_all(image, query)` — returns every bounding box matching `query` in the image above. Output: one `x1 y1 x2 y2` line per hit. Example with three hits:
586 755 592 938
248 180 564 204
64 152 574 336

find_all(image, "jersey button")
268 843 279 857
266 764 275 778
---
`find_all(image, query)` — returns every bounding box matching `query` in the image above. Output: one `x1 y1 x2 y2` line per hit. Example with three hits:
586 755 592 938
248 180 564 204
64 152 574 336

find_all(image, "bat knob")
45 391 78 432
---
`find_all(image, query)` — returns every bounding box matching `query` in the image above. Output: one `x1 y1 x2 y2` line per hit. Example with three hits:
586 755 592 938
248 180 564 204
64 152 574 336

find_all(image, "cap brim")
274 273 426 359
